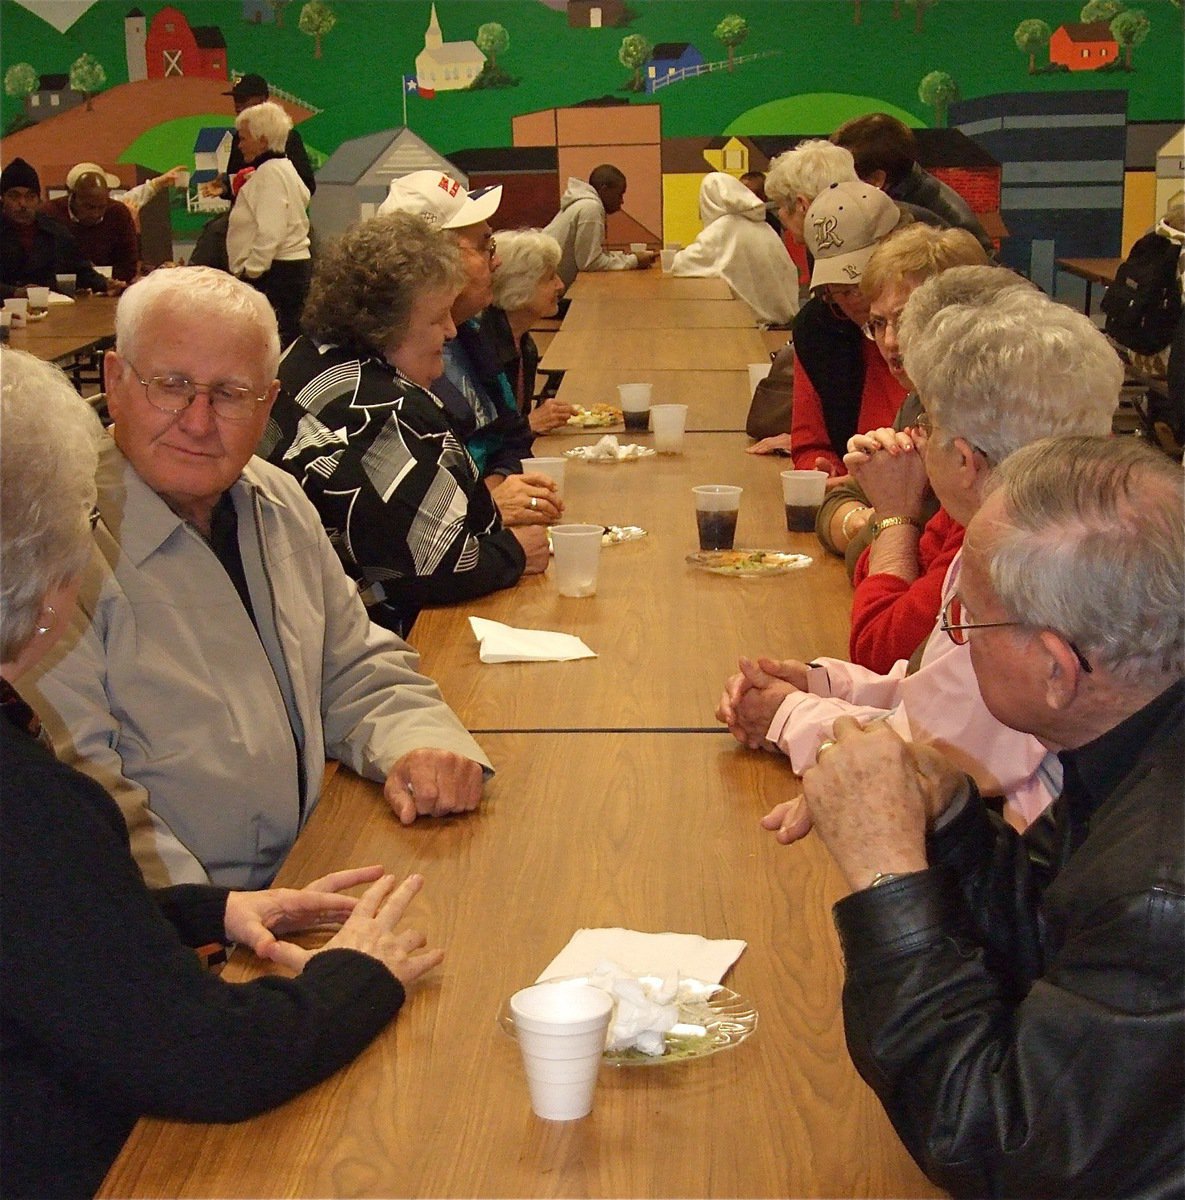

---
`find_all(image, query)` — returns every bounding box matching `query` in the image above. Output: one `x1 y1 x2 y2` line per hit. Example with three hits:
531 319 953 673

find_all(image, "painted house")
23 74 84 124
414 4 485 93
1049 22 1119 72
310 126 460 239
189 127 233 212
1156 126 1185 217
661 134 770 246
645 43 705 93
447 146 559 230
141 6 228 81
568 0 626 29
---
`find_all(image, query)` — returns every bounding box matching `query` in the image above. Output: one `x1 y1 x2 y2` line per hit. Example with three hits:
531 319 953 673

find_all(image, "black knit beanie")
1 157 41 194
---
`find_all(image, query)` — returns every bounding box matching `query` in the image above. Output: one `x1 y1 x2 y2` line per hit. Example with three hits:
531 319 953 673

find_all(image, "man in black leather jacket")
796 435 1183 1198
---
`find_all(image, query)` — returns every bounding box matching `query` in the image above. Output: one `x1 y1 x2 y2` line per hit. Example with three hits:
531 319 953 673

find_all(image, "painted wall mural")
2 0 1182 301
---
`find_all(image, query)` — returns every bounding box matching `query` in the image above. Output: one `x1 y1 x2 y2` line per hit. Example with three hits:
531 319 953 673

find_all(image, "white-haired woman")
0 350 442 1198
227 99 311 347
486 228 575 434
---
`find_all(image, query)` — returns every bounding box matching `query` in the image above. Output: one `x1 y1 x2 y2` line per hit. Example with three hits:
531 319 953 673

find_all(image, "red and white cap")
378 170 502 230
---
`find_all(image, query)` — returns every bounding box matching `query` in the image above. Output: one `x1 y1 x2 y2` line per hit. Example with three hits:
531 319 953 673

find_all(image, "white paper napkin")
537 927 746 985
468 616 596 663
47 291 75 305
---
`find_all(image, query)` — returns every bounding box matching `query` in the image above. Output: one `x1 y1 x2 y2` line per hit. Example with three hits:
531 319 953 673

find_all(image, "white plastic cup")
617 382 652 433
660 248 677 272
550 523 603 598
93 265 113 279
520 456 566 500
3 297 29 327
54 273 77 297
510 983 613 1120
26 285 50 314
650 403 688 454
693 484 742 551
629 241 647 254
780 469 827 533
747 361 772 395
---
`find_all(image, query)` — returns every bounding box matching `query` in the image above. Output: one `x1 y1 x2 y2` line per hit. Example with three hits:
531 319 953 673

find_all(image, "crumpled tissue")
565 435 655 462
587 961 680 1056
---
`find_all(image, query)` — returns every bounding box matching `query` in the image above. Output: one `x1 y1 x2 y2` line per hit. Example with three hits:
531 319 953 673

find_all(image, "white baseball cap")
66 161 121 190
805 181 900 289
378 170 502 230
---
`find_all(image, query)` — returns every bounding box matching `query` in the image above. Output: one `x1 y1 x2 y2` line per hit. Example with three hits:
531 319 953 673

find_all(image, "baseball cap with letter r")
805 181 901 289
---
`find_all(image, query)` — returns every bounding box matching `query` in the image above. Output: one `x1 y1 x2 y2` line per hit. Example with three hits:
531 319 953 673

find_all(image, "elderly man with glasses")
718 270 1122 831
798 434 1184 1198
25 267 492 891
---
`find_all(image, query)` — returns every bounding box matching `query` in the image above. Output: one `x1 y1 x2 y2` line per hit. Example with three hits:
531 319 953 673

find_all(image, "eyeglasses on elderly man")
940 595 1093 673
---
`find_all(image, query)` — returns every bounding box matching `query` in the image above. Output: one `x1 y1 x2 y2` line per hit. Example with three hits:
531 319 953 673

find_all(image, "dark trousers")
252 258 312 349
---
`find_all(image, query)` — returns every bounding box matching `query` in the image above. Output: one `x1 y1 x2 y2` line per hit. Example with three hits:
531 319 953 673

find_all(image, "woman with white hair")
719 275 1123 832
226 98 311 347
0 348 444 1198
486 228 576 434
671 172 799 327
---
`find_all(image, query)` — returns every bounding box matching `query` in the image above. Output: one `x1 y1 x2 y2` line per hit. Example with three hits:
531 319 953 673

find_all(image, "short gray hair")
986 436 1184 681
900 278 1121 464
115 266 281 380
301 212 464 355
764 140 857 206
235 100 292 152
0 349 101 661
490 229 561 312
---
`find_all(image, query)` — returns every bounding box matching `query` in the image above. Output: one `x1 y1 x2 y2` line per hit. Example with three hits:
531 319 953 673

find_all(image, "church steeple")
424 3 442 50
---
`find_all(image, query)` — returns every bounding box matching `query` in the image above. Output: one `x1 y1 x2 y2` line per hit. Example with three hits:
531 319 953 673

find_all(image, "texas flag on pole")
403 74 435 99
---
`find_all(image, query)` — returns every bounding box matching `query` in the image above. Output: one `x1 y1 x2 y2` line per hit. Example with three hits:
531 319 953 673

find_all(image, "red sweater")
790 339 906 473
849 507 965 674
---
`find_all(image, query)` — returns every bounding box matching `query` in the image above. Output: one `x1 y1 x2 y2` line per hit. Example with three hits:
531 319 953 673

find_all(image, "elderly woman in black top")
0 348 443 1199
261 213 549 636
486 228 576 435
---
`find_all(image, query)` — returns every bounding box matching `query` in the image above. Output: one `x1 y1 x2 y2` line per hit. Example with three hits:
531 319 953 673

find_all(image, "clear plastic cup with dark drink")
618 383 651 433
693 485 743 551
780 470 827 535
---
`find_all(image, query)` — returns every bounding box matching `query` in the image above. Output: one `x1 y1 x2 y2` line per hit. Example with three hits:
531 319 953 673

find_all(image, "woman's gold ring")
817 740 836 759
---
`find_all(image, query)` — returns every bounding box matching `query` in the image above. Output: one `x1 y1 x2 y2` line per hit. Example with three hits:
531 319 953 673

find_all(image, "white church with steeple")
413 3 485 92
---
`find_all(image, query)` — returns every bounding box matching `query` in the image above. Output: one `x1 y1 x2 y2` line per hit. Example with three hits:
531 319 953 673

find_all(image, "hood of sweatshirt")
698 172 765 226
558 177 602 210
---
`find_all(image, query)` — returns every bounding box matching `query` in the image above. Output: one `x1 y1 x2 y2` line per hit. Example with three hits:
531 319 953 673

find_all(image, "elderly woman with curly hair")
0 348 444 1199
486 228 576 434
227 99 311 347
262 212 549 636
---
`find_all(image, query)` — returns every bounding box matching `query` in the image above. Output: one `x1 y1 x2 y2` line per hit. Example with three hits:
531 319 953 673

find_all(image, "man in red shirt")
42 162 138 285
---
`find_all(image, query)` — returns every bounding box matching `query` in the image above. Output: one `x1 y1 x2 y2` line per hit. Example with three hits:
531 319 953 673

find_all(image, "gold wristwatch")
870 515 922 539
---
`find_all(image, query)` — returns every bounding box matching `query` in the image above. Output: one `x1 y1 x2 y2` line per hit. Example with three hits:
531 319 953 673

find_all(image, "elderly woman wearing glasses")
719 270 1122 831
226 100 311 348
263 212 549 636
486 228 576 434
0 348 445 1198
809 224 991 674
747 182 910 476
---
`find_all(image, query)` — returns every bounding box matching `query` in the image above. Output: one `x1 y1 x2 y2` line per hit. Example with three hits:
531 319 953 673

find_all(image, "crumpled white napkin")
587 961 681 1055
468 616 596 663
567 435 654 462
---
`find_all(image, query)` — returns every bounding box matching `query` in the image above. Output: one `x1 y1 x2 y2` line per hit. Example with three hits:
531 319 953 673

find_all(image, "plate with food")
564 437 656 463
686 549 812 576
566 404 623 428
497 977 757 1068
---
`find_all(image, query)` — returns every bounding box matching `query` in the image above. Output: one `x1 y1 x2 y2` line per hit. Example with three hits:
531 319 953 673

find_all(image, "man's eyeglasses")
940 595 1092 673
126 360 267 422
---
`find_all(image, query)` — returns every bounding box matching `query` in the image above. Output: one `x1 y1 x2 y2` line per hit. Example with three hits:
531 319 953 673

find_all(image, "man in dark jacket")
0 158 115 300
219 74 315 199
792 434 1183 1198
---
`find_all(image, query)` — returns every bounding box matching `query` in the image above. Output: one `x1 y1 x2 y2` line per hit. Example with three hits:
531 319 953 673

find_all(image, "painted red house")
1049 22 1118 71
143 6 228 81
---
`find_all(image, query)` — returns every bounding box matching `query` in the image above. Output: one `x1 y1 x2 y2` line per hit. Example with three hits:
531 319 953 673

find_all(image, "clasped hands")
491 471 563 526
844 425 930 518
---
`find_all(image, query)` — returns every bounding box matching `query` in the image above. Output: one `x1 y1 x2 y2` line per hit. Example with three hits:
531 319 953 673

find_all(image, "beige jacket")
26 437 491 890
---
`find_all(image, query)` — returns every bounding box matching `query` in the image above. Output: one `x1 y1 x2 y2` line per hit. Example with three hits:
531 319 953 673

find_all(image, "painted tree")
1080 0 1124 21
69 53 106 111
475 22 509 69
918 69 959 126
853 0 862 24
1013 18 1051 73
714 14 749 71
905 0 938 33
269 0 291 27
298 0 336 58
618 33 652 92
1110 7 1150 67
4 62 37 102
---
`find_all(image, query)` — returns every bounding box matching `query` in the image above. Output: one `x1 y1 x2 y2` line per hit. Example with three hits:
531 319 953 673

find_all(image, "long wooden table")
540 327 772 373
410 433 851 732
561 297 759 331
566 272 734 301
100 734 942 1199
7 293 118 366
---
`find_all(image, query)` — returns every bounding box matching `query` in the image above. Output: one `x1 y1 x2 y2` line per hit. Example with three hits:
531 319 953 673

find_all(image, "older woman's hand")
491 472 563 526
847 429 929 520
528 398 577 435
512 525 551 574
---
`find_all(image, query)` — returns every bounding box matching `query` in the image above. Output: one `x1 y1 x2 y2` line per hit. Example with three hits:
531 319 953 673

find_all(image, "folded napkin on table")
536 928 748 1056
47 292 76 305
568 435 653 461
469 616 596 664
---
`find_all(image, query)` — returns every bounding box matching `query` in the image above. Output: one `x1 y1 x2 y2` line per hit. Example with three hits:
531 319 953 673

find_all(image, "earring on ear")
34 606 56 636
